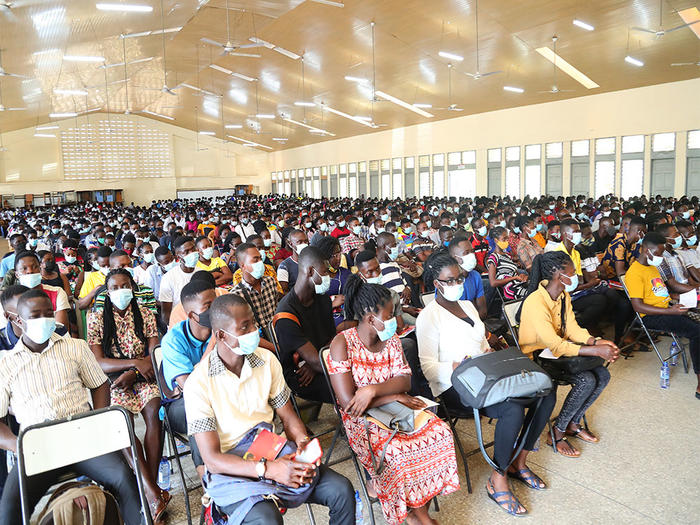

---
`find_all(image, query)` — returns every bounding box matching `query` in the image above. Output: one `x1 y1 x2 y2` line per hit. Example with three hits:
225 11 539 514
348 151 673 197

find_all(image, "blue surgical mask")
648 254 664 267
561 273 579 293
250 260 265 280
483 213 490 219
263 238 272 247
527 227 537 239
353 225 362 235
685 235 697 247
669 236 683 249
388 246 400 261
373 316 397 342
183 251 200 268
201 247 214 260
109 288 133 310
381 214 389 221
319 223 328 232
21 316 56 344
535 223 544 232
477 226 487 237
222 328 260 355
364 275 382 285
259 250 267 262
164 260 178 272
569 232 582 245
143 252 155 264
18 272 42 289
412 218 420 224
338 220 346 228
512 227 520 234
403 226 412 234
313 269 331 295
682 211 691 220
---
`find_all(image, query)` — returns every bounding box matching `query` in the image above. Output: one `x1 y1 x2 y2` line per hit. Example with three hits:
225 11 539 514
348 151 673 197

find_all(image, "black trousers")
572 293 608 330
442 387 557 471
643 314 700 374
286 372 334 405
0 452 143 525
165 397 204 467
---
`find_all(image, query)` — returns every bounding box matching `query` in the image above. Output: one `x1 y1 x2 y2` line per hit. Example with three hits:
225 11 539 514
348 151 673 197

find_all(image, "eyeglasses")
436 276 465 286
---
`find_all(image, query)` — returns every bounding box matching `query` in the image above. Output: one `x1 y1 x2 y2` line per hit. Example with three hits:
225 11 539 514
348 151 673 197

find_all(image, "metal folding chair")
267 320 344 466
420 291 435 307
618 275 689 373
501 299 524 351
151 345 202 525
16 406 153 525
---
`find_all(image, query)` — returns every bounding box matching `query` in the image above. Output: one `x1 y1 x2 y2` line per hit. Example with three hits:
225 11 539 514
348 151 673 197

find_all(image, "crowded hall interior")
0 0 699 524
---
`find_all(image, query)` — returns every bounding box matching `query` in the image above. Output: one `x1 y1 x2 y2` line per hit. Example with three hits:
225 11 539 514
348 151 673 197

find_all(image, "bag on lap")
36 481 123 525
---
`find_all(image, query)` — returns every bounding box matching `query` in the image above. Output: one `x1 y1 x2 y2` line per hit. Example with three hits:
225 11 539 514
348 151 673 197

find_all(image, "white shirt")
133 264 150 286
416 299 489 397
234 223 256 242
159 265 198 305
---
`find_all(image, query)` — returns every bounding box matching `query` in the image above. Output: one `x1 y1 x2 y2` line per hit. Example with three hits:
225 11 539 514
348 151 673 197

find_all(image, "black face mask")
195 309 211 328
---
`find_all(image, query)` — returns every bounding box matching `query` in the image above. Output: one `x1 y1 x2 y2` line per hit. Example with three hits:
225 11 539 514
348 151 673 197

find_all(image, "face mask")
201 247 214 260
550 232 561 241
313 269 331 295
648 254 664 267
319 223 328 232
109 288 133 310
639 213 646 218
250 260 265 280
602 211 611 217
419 230 430 238
497 221 506 229
512 227 520 234
305 222 313 228
241 218 249 225
460 253 477 272
440 282 464 302
352 225 362 235
164 260 178 272
568 232 582 245
685 235 697 246
549 204 556 210
526 227 537 239
363 275 382 285
373 316 397 342
100 266 111 276
496 240 510 250
535 223 544 232
28 239 39 247
681 211 691 219
183 251 200 268
412 218 420 224
143 253 155 264
388 246 400 261
450 220 458 228
21 317 56 344
295 242 308 255
194 309 211 328
476 226 487 237
51 228 60 235
515 207 521 213
263 238 272 247
64 254 77 264
560 273 579 293
338 220 346 228
328 220 336 227
375 227 385 234
483 212 490 219
18 272 42 288
402 226 412 234
222 328 260 355
669 236 683 249
381 214 389 221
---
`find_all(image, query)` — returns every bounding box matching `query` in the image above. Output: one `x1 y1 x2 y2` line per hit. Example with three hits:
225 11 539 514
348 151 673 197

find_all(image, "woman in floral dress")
328 274 459 525
87 268 170 522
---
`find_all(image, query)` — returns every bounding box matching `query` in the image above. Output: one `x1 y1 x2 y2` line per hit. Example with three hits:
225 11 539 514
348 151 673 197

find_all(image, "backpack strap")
272 312 301 328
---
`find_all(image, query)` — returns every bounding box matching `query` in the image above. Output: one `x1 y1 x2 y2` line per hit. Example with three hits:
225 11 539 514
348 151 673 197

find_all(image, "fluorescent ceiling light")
282 117 336 136
36 125 59 130
535 46 599 89
179 83 201 92
209 64 232 75
96 3 153 12
142 110 174 120
572 19 595 31
344 75 368 84
64 55 105 62
101 56 153 69
308 0 344 7
624 55 644 67
413 103 432 108
232 72 256 82
121 26 181 38
225 124 242 129
272 137 288 142
255 114 275 119
248 37 300 60
323 105 378 127
227 135 273 150
294 101 316 107
374 90 434 118
49 112 78 118
354 115 372 121
439 51 464 62
503 85 524 93
199 131 216 135
54 88 88 96
33 133 56 138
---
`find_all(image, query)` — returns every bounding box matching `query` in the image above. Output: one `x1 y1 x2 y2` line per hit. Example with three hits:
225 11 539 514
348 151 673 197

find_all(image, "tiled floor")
159 339 699 525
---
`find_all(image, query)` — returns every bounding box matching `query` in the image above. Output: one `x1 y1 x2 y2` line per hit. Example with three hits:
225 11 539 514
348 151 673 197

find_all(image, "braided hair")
101 268 147 359
516 251 572 324
343 273 392 321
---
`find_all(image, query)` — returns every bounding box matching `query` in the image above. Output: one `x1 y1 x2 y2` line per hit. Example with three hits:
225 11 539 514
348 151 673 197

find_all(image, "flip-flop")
150 490 171 523
546 434 581 458
486 479 527 517
566 426 599 443
507 468 547 490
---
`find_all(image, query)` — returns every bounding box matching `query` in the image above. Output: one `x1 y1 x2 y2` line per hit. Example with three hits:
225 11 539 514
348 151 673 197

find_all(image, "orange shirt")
533 232 546 249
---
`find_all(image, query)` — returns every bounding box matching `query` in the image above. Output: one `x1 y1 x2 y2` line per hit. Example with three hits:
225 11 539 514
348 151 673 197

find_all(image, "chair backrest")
18 406 133 477
267 320 283 361
421 292 435 307
318 347 343 416
502 299 523 329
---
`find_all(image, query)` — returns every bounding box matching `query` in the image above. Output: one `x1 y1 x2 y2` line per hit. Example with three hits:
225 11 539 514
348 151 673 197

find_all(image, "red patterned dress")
328 327 459 524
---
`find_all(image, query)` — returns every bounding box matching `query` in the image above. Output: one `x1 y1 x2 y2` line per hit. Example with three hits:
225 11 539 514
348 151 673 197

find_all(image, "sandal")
546 434 581 458
566 426 599 443
507 467 547 490
486 479 527 517
150 490 171 523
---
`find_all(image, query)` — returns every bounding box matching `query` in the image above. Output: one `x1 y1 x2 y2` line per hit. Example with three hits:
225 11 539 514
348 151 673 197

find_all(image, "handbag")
363 401 415 475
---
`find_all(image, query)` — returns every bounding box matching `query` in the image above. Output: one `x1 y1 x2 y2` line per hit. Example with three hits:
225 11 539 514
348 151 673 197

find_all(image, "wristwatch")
255 458 267 480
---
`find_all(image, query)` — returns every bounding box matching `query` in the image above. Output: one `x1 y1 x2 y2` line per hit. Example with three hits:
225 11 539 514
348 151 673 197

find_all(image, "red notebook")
243 429 288 461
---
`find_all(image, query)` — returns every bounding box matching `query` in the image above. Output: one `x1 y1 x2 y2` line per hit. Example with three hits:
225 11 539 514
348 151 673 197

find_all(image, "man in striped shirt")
0 289 144 525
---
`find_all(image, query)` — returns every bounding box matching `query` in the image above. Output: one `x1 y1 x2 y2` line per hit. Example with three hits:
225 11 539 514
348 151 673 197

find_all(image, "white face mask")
647 253 664 267
439 282 463 302
460 253 477 272
295 242 308 255
313 269 331 295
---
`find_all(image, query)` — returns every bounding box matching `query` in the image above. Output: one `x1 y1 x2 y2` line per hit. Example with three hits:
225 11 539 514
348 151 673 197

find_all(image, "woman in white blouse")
416 251 556 518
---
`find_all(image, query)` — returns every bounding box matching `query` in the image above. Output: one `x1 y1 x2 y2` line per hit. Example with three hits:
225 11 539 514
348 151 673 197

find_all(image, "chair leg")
323 424 342 465
547 420 558 454
165 421 193 525
671 334 689 374
305 503 316 524
432 496 440 512
438 399 471 493
199 504 206 525
581 413 589 432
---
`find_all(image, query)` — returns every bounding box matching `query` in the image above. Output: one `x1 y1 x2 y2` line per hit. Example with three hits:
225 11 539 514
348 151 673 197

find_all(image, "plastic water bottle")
660 361 670 389
354 490 365 525
669 342 679 366
157 457 171 491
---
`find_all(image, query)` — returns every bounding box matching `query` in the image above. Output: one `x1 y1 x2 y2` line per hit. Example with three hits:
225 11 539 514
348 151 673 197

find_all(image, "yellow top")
196 257 227 272
555 242 583 276
625 261 670 315
518 281 591 358
78 271 106 299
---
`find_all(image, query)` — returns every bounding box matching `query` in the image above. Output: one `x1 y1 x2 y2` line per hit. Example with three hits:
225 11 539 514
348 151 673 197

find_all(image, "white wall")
269 77 700 198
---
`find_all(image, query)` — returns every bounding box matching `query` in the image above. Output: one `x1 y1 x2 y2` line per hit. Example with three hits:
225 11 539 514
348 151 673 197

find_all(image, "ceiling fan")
158 0 177 95
538 36 574 94
434 63 464 111
0 49 29 79
632 0 700 38
464 0 502 80
201 0 264 57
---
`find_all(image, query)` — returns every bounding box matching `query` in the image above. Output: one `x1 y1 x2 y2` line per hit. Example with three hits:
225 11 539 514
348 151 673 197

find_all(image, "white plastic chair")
16 406 153 525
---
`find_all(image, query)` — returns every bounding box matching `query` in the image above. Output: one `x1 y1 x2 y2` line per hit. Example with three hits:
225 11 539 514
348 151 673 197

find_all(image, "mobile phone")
295 438 323 464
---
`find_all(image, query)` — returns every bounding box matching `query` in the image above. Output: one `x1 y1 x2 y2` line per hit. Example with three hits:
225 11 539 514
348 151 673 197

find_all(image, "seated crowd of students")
0 191 698 524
